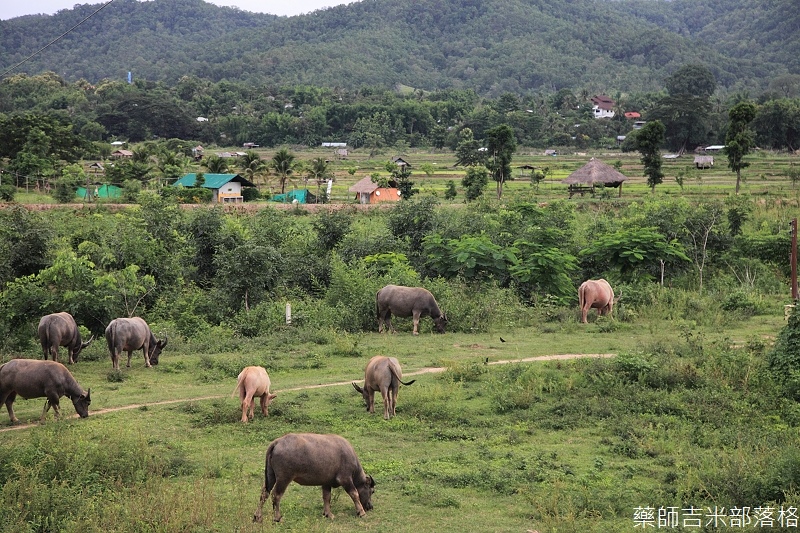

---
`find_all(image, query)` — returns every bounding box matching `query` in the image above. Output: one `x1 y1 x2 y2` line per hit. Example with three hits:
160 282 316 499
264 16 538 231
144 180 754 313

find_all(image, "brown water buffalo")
352 355 415 419
232 366 277 423
38 312 94 364
253 432 375 523
0 359 91 424
105 317 167 370
376 284 447 335
578 279 615 323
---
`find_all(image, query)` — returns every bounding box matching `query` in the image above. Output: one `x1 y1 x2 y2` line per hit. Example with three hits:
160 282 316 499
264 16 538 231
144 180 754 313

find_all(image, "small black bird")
499 336 506 343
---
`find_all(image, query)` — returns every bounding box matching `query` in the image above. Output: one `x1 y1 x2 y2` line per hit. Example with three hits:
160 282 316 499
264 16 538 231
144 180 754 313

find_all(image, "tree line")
1 64 798 199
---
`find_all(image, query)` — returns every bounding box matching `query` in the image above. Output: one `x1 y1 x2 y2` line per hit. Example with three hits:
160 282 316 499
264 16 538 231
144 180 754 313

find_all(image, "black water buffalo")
105 317 167 370
253 433 375 523
578 279 615 323
353 355 415 419
0 359 91 424
38 312 94 364
376 284 447 335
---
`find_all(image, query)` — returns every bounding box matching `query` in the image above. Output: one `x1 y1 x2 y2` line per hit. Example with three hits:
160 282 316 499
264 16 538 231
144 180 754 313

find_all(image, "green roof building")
173 173 256 203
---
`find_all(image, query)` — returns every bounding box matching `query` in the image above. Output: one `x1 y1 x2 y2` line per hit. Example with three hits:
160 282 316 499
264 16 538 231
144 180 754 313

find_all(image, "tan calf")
232 366 277 423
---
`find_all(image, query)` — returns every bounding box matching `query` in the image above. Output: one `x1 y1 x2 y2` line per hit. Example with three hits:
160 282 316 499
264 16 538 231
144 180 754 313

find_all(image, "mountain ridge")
0 0 796 95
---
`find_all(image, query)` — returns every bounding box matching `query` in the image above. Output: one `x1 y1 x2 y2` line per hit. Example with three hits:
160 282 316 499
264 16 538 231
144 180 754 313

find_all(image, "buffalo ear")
85 389 91 401
352 382 364 394
367 475 375 488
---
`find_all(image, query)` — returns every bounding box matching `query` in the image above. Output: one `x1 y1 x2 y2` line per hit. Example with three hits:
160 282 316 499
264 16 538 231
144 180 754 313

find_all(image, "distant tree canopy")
0 0 795 96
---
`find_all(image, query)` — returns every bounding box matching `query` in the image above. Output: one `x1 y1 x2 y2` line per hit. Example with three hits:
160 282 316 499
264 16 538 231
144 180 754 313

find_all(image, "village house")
591 95 615 119
110 149 133 159
173 173 256 204
349 176 401 204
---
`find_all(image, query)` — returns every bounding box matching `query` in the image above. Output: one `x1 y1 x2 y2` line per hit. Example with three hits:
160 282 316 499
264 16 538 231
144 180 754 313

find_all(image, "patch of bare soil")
0 353 614 433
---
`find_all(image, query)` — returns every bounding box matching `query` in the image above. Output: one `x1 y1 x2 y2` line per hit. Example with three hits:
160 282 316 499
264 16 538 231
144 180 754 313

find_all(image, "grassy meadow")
1 303 798 533
3 147 800 532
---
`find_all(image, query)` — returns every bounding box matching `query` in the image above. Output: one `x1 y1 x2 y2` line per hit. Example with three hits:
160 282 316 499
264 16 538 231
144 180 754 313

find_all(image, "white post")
285 303 292 325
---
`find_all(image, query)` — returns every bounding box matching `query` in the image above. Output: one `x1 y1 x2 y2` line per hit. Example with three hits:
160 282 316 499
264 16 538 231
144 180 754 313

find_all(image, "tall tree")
633 120 666 192
454 128 486 167
648 64 716 153
724 101 758 194
485 124 516 199
306 157 333 202
461 166 489 202
239 151 268 188
270 148 297 194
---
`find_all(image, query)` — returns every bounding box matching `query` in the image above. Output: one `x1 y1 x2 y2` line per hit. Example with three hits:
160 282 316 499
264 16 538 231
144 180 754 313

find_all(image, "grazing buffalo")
352 356 415 419
578 279 615 324
105 317 167 370
38 312 94 364
376 284 447 335
253 433 375 523
232 366 277 423
0 359 91 424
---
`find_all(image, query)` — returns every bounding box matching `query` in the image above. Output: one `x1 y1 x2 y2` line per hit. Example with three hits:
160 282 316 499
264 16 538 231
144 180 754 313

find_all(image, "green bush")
767 310 800 399
0 184 15 202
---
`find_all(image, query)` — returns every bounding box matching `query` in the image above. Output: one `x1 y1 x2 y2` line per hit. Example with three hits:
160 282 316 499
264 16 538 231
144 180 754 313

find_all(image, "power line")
0 0 117 80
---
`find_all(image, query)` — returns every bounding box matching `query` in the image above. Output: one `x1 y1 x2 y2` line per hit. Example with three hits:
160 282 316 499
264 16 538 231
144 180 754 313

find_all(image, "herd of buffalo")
0 280 614 522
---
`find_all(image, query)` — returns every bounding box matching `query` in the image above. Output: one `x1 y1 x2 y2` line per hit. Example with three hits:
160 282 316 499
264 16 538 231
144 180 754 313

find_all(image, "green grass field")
1 307 795 532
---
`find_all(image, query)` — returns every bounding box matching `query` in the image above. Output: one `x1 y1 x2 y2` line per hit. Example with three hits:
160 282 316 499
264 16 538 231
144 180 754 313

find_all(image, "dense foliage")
0 193 792 352
1 0 797 95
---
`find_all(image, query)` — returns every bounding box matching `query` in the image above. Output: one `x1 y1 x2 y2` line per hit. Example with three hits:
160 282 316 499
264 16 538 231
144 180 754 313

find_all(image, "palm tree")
155 150 188 186
270 148 297 194
203 154 228 174
306 157 333 203
240 151 268 188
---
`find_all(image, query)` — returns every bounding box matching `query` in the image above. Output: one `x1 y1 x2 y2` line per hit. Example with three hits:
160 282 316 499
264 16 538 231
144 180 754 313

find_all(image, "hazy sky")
0 0 357 20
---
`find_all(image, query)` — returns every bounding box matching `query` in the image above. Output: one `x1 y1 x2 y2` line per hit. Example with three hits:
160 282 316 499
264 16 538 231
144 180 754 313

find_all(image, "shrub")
767 309 800 398
0 185 15 202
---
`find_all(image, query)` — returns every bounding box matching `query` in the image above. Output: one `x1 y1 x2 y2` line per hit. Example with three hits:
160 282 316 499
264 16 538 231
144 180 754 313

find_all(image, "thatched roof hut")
562 158 629 197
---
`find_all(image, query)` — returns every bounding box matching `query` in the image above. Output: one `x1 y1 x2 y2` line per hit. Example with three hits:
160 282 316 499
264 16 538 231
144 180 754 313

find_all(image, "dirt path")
0 353 614 433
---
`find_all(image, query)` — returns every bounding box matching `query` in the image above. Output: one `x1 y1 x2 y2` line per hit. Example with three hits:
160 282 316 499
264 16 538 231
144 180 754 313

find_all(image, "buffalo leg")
412 311 421 335
241 392 254 423
126 350 134 368
341 480 367 517
367 389 375 414
390 383 399 417
2 392 18 424
41 395 60 421
271 478 292 522
259 393 269 417
322 485 335 519
380 386 391 419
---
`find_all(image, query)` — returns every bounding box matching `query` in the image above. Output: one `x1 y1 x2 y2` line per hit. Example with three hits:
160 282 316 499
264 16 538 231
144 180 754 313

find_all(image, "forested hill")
0 0 797 95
